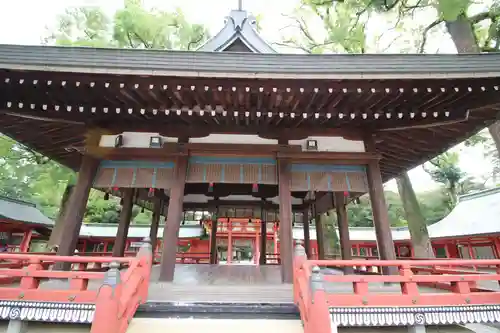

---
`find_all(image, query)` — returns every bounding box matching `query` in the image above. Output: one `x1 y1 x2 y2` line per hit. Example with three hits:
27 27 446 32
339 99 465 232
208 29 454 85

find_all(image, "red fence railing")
293 243 500 333
0 238 153 333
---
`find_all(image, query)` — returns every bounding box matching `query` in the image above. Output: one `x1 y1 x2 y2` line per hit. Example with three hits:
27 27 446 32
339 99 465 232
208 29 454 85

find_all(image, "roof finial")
238 0 243 10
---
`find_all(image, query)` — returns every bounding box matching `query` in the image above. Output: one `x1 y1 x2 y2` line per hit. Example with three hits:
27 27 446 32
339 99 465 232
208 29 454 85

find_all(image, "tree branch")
418 19 443 53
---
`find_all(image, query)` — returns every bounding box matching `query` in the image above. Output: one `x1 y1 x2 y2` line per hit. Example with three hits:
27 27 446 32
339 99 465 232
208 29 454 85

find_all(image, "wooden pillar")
209 205 219 264
56 155 99 266
334 192 353 274
259 204 267 265
302 205 311 259
366 162 397 274
313 193 325 260
113 188 135 257
149 198 163 257
278 159 293 283
365 137 397 274
159 156 188 281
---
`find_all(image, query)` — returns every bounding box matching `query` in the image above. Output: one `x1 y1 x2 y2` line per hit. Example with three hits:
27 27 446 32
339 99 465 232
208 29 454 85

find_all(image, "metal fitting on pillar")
310 265 325 303
294 240 306 257
102 262 121 290
139 237 152 254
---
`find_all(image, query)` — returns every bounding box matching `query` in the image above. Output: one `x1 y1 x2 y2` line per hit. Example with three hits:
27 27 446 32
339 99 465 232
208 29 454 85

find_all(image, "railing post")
20 258 42 289
293 240 307 304
309 266 334 333
91 262 122 333
137 237 153 303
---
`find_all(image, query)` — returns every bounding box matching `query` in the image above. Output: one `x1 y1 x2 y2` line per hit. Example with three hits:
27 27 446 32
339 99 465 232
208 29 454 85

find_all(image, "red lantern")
344 191 349 197
208 182 214 193
148 188 155 197
113 187 119 192
252 183 258 193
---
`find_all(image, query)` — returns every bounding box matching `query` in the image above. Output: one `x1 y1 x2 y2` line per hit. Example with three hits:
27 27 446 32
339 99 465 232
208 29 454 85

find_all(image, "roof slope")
0 196 54 226
197 9 275 53
427 187 500 239
1 44 500 78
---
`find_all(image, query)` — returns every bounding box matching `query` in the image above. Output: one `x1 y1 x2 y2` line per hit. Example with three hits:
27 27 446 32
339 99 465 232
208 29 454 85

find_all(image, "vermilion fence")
293 243 500 333
0 239 153 333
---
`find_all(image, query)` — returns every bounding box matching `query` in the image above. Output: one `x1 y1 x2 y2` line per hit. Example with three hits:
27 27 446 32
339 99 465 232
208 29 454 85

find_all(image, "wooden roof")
1 45 500 181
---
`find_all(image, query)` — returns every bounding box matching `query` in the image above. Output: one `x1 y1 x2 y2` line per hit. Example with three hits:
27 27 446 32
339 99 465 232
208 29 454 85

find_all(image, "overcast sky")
0 0 491 192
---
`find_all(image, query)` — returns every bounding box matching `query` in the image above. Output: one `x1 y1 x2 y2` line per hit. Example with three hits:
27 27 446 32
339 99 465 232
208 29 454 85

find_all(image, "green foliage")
45 0 210 50
2 2 210 226
436 0 469 21
424 152 467 206
279 1 368 53
346 189 451 228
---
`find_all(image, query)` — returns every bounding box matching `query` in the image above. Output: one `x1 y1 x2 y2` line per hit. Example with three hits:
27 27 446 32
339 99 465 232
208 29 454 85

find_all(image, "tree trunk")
396 172 434 258
445 13 500 161
47 183 75 247
445 14 479 53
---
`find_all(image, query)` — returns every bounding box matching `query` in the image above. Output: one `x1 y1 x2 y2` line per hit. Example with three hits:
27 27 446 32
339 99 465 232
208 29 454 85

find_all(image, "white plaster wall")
289 136 365 152
99 132 178 148
189 134 278 145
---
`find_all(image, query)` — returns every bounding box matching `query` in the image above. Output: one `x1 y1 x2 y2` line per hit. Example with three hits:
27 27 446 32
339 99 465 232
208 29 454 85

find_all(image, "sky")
0 0 492 192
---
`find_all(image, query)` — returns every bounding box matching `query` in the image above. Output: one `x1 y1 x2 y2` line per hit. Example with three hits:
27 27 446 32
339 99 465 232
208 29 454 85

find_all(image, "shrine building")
1 6 500 285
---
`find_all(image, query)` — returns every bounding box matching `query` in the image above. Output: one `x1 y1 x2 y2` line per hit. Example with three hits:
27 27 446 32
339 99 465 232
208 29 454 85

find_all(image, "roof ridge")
197 9 275 53
458 187 500 202
0 195 36 207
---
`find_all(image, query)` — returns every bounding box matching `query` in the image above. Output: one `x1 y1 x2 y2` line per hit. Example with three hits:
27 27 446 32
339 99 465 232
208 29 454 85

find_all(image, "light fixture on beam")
114 134 124 148
149 136 163 148
306 139 318 151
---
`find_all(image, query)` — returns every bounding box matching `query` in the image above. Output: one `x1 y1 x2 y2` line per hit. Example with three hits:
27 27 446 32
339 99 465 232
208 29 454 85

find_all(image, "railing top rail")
306 258 500 267
0 253 133 263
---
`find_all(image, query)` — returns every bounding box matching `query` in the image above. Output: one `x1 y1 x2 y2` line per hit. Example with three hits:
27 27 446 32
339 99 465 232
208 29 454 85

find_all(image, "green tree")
396 173 434 257
46 0 210 50
280 0 434 257
306 0 500 160
0 2 210 247
423 152 465 207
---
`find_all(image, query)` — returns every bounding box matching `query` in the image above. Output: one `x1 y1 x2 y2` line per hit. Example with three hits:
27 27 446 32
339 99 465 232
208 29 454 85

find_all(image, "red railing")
265 253 281 265
293 244 500 333
176 252 210 264
0 239 153 333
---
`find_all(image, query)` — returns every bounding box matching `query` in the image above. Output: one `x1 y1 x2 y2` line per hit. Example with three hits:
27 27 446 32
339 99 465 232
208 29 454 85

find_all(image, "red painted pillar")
254 233 260 264
468 243 475 259
227 220 233 264
493 238 500 259
19 230 33 252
